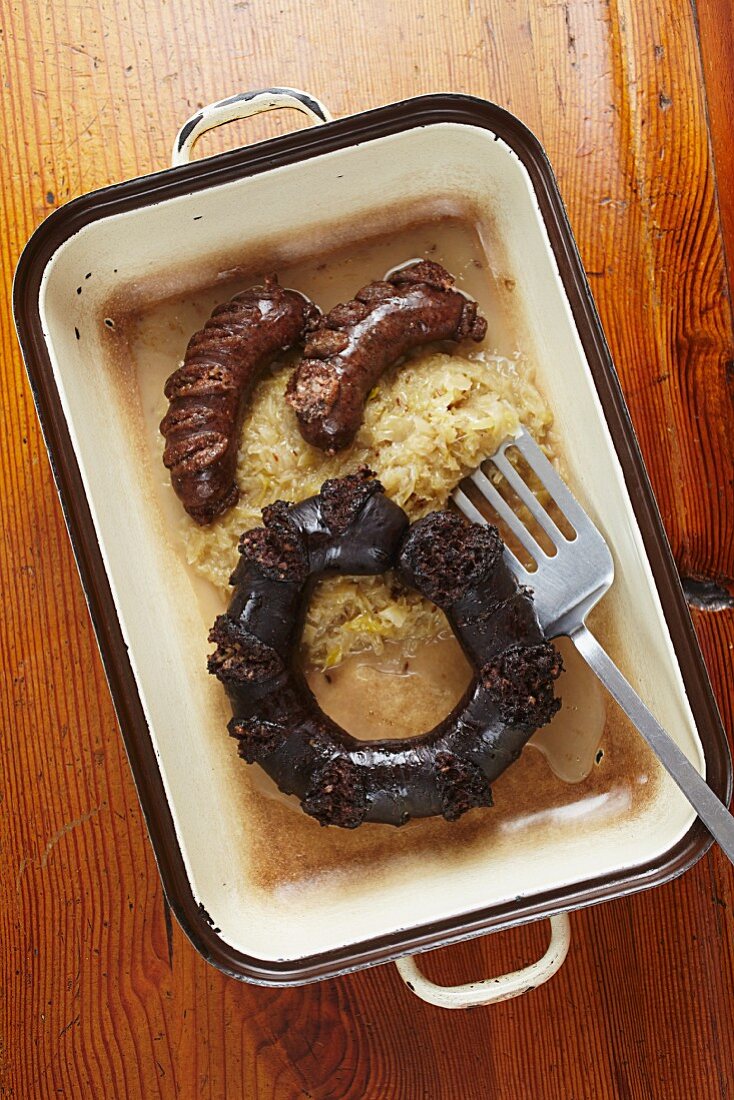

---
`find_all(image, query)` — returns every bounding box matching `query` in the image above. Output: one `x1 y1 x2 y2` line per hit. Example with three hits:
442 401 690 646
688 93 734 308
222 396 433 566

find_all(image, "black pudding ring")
207 470 563 828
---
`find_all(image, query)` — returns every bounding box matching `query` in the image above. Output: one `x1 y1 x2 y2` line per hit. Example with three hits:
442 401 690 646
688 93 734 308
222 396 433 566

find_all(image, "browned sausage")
160 276 319 524
285 260 487 454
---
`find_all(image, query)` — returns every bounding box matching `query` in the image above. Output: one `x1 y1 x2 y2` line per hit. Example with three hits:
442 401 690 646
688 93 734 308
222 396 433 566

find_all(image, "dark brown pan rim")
13 93 732 985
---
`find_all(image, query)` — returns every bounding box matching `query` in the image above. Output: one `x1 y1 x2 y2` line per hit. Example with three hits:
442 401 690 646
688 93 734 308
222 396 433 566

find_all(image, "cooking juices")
117 214 658 891
306 635 606 786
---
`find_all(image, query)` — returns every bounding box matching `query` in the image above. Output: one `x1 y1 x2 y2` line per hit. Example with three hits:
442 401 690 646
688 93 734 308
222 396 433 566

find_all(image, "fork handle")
570 624 734 865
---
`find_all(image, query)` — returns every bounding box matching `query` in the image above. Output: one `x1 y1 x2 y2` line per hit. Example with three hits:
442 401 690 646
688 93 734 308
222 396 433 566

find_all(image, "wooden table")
2 1 733 1096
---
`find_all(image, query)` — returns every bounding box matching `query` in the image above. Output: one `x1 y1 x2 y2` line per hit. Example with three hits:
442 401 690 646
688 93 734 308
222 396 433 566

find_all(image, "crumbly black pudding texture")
207 617 284 684
238 499 309 583
482 643 563 729
319 467 382 534
435 752 494 821
207 477 563 829
302 758 369 829
228 716 286 763
397 511 504 606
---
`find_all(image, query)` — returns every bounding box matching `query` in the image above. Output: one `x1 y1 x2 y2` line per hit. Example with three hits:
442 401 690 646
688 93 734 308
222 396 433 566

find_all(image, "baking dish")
13 88 731 1006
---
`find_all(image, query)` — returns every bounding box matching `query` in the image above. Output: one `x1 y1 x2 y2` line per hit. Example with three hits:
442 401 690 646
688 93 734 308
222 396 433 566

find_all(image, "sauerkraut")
185 349 554 668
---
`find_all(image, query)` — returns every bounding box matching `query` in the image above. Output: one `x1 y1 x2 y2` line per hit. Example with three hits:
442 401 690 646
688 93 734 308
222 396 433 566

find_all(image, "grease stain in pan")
103 210 661 898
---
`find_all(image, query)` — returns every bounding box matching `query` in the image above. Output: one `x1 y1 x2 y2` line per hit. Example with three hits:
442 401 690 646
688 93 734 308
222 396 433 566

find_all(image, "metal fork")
453 427 734 864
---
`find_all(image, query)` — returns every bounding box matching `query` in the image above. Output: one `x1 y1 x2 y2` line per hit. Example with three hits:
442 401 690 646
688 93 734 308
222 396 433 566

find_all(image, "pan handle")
394 912 570 1009
172 88 333 167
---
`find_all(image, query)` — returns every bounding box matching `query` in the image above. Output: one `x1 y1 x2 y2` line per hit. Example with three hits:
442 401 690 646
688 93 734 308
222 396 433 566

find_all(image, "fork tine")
452 487 530 578
511 429 591 533
469 468 546 560
451 485 486 528
490 448 567 544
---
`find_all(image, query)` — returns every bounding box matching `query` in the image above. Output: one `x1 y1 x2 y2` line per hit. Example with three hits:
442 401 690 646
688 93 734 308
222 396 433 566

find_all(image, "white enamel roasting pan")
13 88 731 1008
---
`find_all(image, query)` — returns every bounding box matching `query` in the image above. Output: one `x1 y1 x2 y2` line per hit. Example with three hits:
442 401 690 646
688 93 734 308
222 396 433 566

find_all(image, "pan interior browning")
118 212 660 870
38 113 706 962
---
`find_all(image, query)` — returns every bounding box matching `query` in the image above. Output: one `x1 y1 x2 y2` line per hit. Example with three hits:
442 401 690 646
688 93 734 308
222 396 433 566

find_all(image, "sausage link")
160 277 319 524
286 260 487 454
207 478 562 829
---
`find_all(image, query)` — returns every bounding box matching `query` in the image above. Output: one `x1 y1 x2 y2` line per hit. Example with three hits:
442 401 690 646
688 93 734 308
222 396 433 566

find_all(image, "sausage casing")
286 260 487 453
207 476 563 828
160 277 319 524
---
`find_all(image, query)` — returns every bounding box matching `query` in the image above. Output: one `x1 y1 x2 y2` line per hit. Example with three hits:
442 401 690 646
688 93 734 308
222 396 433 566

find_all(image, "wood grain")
1 0 733 1097
695 0 734 333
